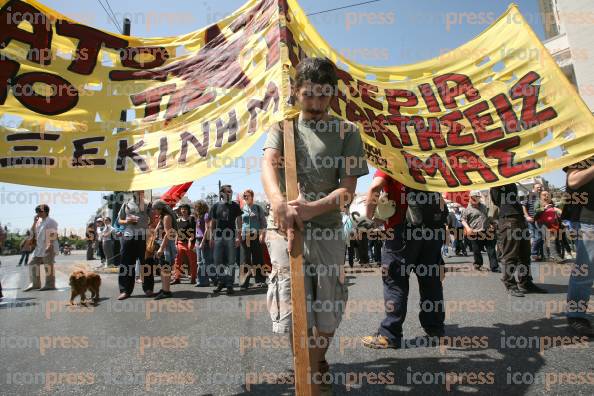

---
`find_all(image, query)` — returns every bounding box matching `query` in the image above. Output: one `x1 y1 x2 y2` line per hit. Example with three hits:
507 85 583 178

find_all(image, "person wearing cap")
172 203 197 284
462 191 500 272
23 204 59 291
490 183 547 297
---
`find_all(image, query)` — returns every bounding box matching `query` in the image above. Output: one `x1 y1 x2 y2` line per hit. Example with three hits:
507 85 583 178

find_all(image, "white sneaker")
23 284 40 292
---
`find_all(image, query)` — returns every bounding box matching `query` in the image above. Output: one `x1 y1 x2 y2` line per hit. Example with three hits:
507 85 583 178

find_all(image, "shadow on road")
0 297 37 309
234 314 589 395
170 290 215 300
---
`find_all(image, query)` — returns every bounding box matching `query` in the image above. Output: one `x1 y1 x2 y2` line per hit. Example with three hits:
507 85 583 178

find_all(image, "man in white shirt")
24 204 59 291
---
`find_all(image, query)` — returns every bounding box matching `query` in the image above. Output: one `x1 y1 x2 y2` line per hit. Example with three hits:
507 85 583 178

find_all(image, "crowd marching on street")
2 57 594 395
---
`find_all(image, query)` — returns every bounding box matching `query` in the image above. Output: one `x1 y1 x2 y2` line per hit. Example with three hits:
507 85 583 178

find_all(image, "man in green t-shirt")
261 57 369 393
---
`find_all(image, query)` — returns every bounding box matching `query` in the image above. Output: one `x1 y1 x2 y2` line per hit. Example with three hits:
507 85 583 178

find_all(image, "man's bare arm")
262 148 285 208
261 148 302 233
365 176 386 220
567 167 594 190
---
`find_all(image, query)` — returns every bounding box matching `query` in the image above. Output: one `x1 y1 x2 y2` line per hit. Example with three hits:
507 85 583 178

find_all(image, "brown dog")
69 270 101 305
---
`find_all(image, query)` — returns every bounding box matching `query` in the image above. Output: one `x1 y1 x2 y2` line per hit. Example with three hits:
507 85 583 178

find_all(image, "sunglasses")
243 195 251 199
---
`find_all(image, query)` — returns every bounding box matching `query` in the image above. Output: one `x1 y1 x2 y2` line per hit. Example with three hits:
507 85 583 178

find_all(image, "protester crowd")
77 186 270 300
441 183 576 267
10 175 581 304
3 56 594 395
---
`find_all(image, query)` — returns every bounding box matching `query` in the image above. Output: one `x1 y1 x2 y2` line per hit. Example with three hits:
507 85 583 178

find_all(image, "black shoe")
239 282 249 290
154 290 172 300
473 264 482 271
518 282 548 294
491 267 501 273
226 287 235 295
506 286 524 297
424 327 445 338
567 318 594 337
213 284 224 294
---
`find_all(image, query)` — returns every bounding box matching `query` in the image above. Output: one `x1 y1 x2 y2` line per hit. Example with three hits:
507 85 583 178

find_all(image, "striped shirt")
523 192 539 218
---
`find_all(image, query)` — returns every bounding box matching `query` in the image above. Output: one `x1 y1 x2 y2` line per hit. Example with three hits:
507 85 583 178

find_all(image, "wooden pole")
283 118 313 396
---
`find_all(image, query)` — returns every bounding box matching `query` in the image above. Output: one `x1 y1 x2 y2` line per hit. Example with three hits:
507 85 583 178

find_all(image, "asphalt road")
1 250 593 395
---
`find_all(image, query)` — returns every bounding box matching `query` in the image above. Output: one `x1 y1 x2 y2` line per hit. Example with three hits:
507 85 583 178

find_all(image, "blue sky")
2 0 563 234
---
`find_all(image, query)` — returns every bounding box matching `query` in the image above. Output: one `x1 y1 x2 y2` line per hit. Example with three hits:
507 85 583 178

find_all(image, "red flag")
160 182 193 207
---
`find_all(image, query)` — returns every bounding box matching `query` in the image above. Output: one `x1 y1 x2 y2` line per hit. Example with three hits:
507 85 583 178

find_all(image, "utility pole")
118 18 131 124
112 18 132 221
123 18 131 36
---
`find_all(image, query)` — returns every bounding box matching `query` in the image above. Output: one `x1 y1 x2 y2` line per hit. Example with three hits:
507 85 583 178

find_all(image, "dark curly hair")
295 57 338 89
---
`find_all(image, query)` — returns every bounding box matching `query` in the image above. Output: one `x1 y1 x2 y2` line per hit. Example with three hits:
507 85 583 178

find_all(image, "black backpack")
405 188 448 228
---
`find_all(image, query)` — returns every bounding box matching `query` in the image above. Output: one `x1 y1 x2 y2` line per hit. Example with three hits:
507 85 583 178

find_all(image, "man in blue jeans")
362 171 446 348
208 184 242 295
562 158 594 337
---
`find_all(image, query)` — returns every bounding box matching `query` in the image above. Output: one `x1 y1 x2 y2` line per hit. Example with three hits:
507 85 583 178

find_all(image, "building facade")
540 0 594 112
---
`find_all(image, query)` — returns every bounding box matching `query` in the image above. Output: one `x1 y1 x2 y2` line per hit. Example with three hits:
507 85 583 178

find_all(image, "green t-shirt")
263 114 369 228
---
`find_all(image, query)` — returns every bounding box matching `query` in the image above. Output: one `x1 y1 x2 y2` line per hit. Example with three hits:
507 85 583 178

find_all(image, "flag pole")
283 118 313 396
277 1 312 393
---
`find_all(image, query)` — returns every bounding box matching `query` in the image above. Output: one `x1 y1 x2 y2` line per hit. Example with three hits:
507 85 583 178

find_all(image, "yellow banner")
1 0 593 191
0 0 287 190
284 1 594 191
